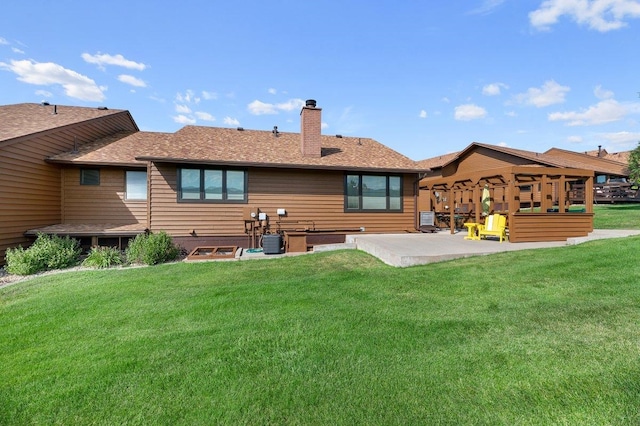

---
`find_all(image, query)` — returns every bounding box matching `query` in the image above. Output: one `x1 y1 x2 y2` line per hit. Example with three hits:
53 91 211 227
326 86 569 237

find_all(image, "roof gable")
0 103 137 144
48 131 172 167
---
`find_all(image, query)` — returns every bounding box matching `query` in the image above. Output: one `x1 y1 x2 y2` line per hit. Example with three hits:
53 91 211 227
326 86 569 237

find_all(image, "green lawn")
593 203 640 229
2 235 640 424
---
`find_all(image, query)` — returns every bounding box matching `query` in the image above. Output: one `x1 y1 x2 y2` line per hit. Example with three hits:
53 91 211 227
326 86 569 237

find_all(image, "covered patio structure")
421 164 594 243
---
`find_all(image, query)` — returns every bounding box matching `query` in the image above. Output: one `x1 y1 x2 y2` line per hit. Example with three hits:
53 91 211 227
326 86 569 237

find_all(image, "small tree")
628 141 640 184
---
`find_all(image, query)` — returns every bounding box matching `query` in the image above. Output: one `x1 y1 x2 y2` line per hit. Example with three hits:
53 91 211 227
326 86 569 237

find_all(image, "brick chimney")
300 99 322 157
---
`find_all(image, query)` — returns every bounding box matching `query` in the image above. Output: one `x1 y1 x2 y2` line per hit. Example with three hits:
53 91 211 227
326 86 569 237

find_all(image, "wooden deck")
25 223 148 237
24 223 148 249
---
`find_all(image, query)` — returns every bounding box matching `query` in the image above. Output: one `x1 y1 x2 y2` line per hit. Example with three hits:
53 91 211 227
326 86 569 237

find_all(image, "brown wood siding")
445 148 532 177
509 213 593 242
149 164 417 237
0 112 138 263
62 168 147 225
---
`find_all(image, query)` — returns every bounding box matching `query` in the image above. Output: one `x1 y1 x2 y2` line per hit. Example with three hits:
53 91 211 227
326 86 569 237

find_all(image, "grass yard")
593 203 640 229
2 233 640 424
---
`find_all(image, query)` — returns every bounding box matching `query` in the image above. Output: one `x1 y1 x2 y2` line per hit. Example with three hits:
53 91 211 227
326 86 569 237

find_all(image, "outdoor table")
463 222 481 240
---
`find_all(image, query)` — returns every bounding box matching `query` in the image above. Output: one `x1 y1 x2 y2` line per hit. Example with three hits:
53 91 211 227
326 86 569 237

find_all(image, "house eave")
135 156 423 174
45 158 146 168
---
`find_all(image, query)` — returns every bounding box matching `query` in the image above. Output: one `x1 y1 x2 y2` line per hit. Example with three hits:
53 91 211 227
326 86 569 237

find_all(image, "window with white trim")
125 171 147 200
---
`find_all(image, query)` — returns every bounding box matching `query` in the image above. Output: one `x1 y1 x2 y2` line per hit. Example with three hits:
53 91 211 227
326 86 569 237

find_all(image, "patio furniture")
477 214 507 242
463 222 480 240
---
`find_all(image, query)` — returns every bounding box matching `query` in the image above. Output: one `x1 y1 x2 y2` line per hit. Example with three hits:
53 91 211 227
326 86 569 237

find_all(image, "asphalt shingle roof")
137 126 423 172
48 125 423 173
48 131 172 166
0 103 131 143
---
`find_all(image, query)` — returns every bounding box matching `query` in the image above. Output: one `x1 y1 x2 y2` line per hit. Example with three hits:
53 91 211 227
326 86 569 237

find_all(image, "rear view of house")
2 100 423 260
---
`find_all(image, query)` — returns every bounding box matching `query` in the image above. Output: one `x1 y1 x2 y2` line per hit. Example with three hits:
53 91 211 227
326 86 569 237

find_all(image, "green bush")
125 231 180 265
5 233 81 275
4 246 42 275
82 246 124 269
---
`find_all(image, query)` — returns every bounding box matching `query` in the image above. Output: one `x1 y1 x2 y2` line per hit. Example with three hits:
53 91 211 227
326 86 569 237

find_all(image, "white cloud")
442 97 451 103
505 110 517 117
173 114 196 125
175 104 191 114
497 141 509 147
117 74 146 87
548 99 628 125
454 104 488 121
11 47 24 54
176 90 200 104
515 80 570 107
594 85 614 99
482 82 509 96
247 98 305 115
35 89 53 98
419 110 428 118
276 98 305 111
0 37 8 45
530 0 640 32
599 131 640 146
223 116 240 126
195 111 215 121
82 52 146 70
0 59 105 101
567 135 583 143
268 88 277 95
201 91 217 100
248 100 277 115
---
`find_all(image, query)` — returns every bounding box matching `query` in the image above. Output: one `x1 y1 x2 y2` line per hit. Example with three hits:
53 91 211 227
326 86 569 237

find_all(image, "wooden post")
508 173 517 237
558 175 566 213
541 174 550 212
473 183 480 223
585 175 594 213
448 189 455 234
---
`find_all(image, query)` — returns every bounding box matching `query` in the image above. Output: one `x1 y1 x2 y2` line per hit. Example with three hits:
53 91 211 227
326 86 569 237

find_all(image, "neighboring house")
544 147 628 184
543 147 637 203
583 146 631 165
0 103 139 262
418 142 597 242
3 100 422 259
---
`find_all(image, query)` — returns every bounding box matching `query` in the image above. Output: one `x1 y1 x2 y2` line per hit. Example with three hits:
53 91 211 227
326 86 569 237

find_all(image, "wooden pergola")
421 165 595 242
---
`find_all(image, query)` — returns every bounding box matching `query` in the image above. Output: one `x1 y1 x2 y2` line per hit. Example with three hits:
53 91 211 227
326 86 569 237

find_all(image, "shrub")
4 246 42 275
125 231 180 265
82 246 124 269
5 233 81 275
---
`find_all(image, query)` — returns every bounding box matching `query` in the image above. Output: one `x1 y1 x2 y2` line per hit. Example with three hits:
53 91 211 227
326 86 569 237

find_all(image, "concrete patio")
343 229 640 267
239 229 640 267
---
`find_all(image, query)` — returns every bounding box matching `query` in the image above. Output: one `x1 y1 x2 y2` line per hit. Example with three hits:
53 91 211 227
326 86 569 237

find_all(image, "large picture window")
125 171 147 200
178 168 247 202
345 174 402 212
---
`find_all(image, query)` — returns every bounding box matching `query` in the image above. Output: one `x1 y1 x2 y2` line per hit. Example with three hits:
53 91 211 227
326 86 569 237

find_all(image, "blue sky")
2 0 640 161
